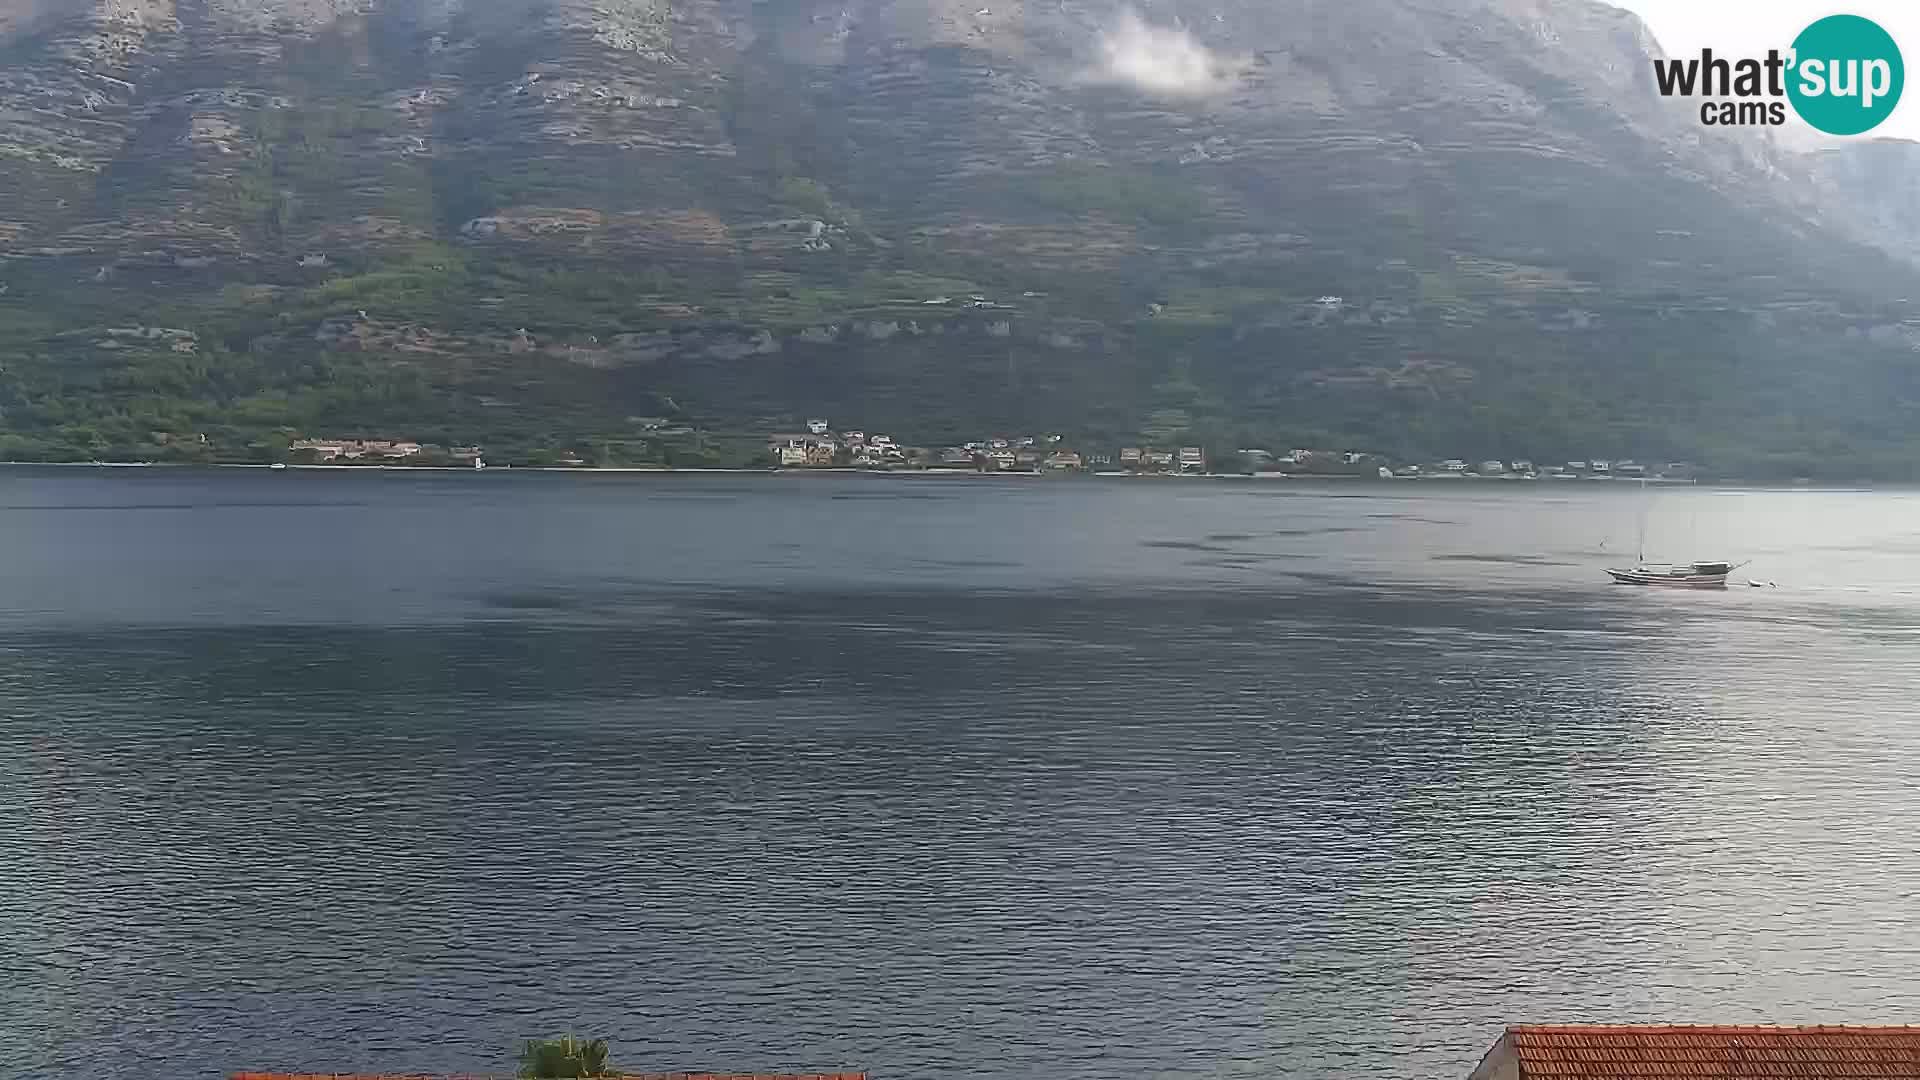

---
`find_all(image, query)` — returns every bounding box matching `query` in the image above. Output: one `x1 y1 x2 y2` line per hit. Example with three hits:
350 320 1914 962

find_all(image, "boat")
269 462 288 470
1606 560 1741 588
1603 477 1744 588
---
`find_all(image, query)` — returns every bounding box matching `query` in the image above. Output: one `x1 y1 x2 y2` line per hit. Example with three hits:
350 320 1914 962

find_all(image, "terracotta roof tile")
1479 1025 1920 1079
231 1072 864 1080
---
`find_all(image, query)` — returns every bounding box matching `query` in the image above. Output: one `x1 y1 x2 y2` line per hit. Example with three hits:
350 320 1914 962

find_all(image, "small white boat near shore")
1605 560 1742 588
1604 477 1748 589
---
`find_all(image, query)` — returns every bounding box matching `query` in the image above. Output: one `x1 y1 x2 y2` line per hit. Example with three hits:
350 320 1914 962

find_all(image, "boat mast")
1636 475 1648 564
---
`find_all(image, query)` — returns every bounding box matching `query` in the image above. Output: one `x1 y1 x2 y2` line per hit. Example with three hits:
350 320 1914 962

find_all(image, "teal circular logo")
1788 14 1904 135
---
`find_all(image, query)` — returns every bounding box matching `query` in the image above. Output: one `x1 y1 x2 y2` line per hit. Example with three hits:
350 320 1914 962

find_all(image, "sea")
3 467 1918 1080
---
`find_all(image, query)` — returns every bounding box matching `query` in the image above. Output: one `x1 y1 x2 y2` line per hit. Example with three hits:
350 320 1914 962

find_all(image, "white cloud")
1090 7 1243 98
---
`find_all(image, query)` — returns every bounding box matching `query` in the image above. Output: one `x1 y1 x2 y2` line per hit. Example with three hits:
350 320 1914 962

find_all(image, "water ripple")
4 472 1920 1080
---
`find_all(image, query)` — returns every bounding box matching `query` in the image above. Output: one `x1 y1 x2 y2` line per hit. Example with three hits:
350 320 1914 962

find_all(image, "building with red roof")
1470 1024 1920 1079
231 1073 863 1080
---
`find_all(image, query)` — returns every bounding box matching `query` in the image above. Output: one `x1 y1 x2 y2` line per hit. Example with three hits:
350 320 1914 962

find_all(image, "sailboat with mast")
1604 477 1744 588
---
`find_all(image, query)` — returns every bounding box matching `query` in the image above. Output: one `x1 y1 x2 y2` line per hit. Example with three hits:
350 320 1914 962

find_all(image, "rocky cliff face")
1794 138 1920 267
0 0 1847 259
2 0 1919 471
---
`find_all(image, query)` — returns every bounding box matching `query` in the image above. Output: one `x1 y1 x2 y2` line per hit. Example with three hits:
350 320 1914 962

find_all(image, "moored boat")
1604 476 1749 589
1605 561 1739 588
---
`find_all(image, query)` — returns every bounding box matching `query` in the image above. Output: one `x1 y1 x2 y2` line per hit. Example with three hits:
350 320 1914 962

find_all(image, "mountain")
3 0 1920 476
1797 138 1920 267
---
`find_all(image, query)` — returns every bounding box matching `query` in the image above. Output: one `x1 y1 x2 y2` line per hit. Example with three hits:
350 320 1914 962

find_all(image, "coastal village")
761 420 1699 480
284 423 1698 480
289 437 486 466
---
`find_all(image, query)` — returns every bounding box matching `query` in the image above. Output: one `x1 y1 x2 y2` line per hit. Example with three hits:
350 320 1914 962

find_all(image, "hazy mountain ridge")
2 0 1920 474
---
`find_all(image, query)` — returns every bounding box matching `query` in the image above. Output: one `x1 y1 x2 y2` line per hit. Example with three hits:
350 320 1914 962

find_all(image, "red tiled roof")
1484 1025 1920 1078
231 1073 864 1080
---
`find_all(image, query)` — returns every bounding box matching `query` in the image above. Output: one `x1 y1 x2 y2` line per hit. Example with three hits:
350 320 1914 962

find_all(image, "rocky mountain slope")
2 0 1919 474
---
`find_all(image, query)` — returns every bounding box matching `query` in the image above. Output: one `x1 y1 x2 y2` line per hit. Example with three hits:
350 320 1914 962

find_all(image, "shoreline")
0 459 1888 490
0 459 1684 478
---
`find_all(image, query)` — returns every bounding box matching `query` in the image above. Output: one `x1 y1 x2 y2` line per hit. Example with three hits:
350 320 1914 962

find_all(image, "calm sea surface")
4 469 1920 1080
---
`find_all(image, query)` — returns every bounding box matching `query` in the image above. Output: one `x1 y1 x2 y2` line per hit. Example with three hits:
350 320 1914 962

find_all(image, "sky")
1615 0 1920 141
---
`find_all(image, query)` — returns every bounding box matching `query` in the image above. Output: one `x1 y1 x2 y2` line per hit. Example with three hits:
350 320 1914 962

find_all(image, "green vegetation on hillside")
1012 163 1213 228
5 0 1920 480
